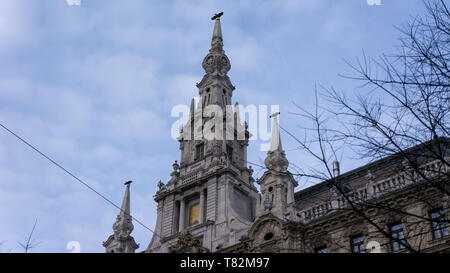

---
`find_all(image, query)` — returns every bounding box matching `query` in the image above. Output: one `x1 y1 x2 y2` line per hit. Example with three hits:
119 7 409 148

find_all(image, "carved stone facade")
221 157 450 253
168 231 209 253
104 16 450 254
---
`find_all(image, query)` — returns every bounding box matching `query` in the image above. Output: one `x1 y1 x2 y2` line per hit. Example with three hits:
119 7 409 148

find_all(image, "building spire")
257 113 297 220
264 112 289 172
113 181 133 237
268 112 283 152
120 181 132 218
211 14 223 52
102 181 139 253
201 12 230 76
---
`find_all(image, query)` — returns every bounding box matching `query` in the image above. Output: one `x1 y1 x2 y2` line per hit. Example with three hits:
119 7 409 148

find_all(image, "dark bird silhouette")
124 180 132 185
211 12 223 20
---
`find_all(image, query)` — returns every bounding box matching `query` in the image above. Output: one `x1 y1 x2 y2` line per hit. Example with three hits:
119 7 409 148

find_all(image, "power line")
0 118 300 240
0 122 159 238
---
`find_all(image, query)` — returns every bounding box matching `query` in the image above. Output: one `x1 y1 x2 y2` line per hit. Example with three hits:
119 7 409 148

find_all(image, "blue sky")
0 0 429 252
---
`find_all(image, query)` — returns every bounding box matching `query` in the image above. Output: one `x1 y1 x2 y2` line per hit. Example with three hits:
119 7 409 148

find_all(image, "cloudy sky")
0 0 429 252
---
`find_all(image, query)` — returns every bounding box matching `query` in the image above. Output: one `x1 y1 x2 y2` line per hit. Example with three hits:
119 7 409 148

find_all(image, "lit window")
351 235 365 253
315 246 327 253
189 203 200 226
389 223 406 252
430 209 448 239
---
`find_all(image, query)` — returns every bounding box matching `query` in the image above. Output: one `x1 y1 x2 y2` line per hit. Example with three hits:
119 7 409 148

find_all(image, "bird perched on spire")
211 12 223 20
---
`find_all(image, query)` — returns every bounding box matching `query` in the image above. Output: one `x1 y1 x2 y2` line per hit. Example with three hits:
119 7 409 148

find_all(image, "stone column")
243 142 248 167
179 199 185 232
287 183 293 204
199 190 205 224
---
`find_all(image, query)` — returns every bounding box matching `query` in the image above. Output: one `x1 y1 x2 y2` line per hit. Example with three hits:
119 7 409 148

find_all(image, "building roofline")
294 137 450 202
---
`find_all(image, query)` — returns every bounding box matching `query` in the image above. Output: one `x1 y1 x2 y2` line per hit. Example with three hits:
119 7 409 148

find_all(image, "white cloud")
91 144 124 163
228 35 264 72
319 3 363 50
164 73 201 105
67 52 159 106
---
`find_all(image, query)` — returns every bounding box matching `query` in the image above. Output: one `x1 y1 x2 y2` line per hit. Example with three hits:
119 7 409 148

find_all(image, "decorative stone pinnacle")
264 112 289 172
112 182 134 239
172 160 179 171
268 112 282 152
202 12 230 75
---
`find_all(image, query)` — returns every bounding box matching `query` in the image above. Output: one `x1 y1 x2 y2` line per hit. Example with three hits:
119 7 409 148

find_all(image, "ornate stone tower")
243 114 301 253
103 181 139 253
256 113 298 220
146 14 258 253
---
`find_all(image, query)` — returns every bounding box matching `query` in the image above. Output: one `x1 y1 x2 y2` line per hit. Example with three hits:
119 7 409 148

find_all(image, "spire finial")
234 101 240 122
211 12 224 50
120 181 132 216
201 12 230 75
264 112 289 172
269 112 282 152
103 180 139 253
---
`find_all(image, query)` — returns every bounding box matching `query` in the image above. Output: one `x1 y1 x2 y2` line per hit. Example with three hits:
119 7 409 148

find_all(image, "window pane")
351 235 364 253
432 221 439 229
389 223 406 251
392 242 398 252
226 145 233 161
315 246 327 253
189 203 200 226
430 209 448 239
434 229 442 239
195 144 204 160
